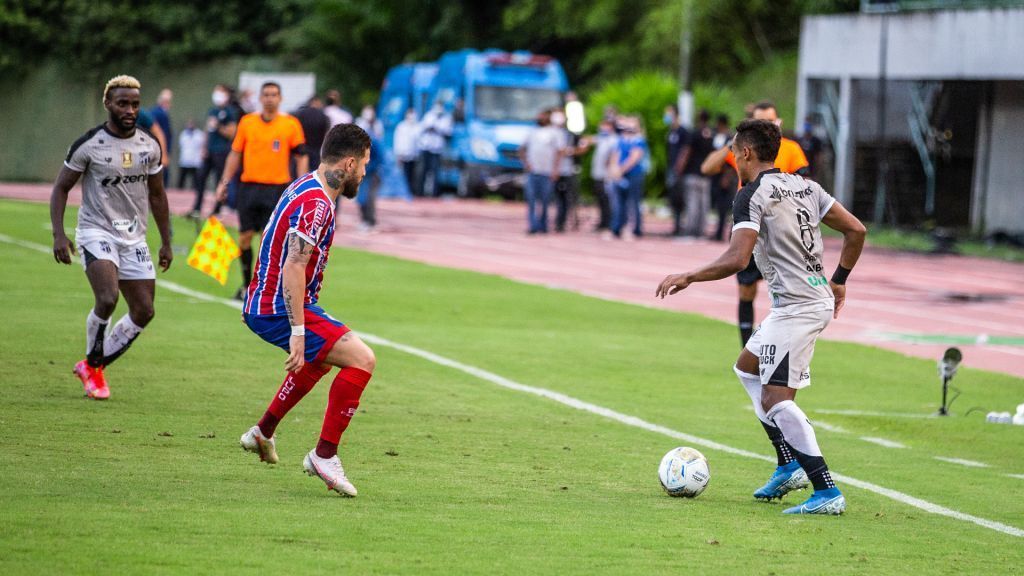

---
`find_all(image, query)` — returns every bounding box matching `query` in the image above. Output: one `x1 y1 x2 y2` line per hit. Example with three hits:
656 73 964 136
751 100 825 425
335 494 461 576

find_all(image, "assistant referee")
216 82 308 298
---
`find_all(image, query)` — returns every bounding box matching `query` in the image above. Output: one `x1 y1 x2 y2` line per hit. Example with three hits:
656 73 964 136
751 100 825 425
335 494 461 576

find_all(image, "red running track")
5 183 1022 379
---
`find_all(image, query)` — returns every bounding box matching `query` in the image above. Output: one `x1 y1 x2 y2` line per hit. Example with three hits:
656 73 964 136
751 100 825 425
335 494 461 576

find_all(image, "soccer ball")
658 447 710 498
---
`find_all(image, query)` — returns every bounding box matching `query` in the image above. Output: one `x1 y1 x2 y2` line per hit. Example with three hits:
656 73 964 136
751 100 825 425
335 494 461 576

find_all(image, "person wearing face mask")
590 118 619 233
700 100 810 347
679 109 715 238
190 84 239 218
416 101 453 197
664 105 690 236
551 108 590 233
355 104 384 140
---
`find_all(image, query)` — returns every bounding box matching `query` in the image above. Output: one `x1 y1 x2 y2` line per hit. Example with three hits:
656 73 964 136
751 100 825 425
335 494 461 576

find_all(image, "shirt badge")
121 152 133 168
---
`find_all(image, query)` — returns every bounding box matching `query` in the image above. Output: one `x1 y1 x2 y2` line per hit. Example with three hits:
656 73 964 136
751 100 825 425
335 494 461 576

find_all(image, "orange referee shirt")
231 113 306 184
725 137 809 178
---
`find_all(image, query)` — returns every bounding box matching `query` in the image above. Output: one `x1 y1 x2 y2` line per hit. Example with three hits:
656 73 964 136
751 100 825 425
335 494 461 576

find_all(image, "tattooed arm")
282 232 314 373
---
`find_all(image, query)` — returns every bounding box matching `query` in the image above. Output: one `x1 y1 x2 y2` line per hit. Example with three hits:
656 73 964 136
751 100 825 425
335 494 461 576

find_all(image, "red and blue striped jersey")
244 172 336 316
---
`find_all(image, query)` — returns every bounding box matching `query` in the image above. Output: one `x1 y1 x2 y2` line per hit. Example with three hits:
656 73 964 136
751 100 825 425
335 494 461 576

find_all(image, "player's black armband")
292 143 308 156
831 264 852 285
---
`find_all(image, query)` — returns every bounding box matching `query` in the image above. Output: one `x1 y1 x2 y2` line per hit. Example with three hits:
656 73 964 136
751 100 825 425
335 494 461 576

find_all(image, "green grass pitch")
1 198 1022 574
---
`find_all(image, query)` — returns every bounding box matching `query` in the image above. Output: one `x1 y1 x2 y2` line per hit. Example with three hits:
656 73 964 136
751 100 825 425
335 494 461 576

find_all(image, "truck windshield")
474 86 563 123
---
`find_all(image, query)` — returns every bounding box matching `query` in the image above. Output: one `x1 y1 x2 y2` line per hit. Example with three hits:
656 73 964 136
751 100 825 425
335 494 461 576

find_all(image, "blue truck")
378 49 569 197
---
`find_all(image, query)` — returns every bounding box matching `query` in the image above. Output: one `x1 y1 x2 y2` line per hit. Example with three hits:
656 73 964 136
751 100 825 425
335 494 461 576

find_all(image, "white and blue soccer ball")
658 447 710 498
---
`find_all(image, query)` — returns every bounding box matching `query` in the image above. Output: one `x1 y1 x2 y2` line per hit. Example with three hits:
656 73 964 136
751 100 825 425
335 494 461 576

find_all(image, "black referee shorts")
736 258 763 285
238 183 287 233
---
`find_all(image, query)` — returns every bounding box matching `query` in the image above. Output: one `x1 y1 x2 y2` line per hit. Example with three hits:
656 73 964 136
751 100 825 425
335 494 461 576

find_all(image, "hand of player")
53 233 75 265
158 243 173 272
285 335 305 373
214 181 228 203
829 281 846 319
656 273 691 299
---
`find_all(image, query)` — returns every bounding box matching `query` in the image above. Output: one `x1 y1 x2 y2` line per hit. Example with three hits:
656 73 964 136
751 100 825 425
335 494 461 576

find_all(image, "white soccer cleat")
303 450 358 497
240 425 278 464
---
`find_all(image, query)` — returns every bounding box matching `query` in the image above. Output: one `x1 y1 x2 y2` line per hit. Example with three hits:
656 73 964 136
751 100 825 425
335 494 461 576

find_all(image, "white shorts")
744 301 833 389
76 228 156 280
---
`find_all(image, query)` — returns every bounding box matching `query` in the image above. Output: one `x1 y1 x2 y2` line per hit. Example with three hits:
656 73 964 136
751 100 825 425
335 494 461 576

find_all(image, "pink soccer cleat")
74 360 110 400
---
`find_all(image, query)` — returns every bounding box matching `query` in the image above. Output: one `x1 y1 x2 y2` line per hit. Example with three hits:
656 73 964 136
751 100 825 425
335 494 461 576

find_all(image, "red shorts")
244 304 350 363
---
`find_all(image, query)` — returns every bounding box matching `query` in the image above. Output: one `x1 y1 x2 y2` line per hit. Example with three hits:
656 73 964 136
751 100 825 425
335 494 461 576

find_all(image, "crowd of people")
515 98 822 245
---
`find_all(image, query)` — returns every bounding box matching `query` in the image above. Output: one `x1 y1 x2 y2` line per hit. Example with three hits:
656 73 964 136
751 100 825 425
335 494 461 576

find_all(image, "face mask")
550 113 566 126
663 114 674 126
212 91 228 107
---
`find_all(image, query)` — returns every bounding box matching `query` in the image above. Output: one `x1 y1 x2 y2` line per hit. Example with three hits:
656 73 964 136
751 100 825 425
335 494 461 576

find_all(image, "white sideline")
3 232 1022 539
860 437 907 449
934 457 990 468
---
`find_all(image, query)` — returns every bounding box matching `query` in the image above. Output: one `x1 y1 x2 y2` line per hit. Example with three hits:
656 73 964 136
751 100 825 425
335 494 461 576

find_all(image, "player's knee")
355 346 376 374
94 292 118 316
133 304 155 326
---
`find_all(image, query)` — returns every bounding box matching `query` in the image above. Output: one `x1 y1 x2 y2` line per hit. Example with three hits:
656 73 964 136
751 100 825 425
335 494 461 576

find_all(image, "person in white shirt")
590 118 619 232
355 105 384 139
177 118 206 190
393 108 421 196
519 110 563 234
324 89 353 127
416 101 453 197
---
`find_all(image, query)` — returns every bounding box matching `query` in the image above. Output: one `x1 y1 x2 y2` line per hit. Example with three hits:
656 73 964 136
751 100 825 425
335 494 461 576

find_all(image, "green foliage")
0 1 305 79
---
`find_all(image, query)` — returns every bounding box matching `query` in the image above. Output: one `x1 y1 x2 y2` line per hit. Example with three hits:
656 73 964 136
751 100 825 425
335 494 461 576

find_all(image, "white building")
797 4 1024 235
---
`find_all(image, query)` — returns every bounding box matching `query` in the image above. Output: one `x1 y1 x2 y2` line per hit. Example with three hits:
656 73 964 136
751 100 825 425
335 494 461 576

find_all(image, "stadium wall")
0 57 284 183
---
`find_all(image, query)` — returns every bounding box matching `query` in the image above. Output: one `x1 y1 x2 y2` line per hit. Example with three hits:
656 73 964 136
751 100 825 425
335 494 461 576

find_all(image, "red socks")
258 362 331 438
316 367 372 457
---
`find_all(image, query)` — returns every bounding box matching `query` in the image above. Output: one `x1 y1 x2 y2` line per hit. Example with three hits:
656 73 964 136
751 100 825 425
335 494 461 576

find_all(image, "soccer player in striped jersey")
238 124 375 497
50 75 173 400
658 119 866 515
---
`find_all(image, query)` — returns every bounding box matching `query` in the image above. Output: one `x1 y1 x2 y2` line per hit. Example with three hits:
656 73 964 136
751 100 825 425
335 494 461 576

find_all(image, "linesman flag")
187 216 240 285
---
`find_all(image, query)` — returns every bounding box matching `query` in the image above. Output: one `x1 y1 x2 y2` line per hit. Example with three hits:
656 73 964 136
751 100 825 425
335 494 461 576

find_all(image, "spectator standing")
680 110 714 238
710 114 737 241
393 108 421 196
324 89 353 126
356 105 384 139
356 134 384 232
417 101 453 197
177 119 205 190
551 108 589 233
590 118 618 232
191 84 239 217
293 96 330 170
610 115 648 239
519 110 562 234
664 104 689 236
149 89 173 187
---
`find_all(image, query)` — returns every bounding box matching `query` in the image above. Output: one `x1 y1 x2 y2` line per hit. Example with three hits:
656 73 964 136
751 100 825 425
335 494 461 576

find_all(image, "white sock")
103 314 144 361
765 400 822 457
734 365 770 424
86 309 110 359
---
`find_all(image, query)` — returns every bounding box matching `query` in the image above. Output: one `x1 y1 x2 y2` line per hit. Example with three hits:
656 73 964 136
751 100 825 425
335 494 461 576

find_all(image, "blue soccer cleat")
753 461 810 501
782 488 846 515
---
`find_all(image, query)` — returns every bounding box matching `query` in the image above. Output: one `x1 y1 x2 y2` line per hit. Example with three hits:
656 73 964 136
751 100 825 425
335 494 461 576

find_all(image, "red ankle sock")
315 438 338 459
319 366 372 448
258 362 331 438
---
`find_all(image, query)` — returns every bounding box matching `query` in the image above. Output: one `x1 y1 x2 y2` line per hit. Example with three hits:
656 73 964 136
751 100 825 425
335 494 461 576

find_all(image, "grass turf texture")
1 198 1022 574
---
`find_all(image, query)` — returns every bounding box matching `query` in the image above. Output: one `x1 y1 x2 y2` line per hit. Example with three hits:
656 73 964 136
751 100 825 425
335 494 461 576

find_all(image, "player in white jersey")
656 119 866 515
50 75 173 400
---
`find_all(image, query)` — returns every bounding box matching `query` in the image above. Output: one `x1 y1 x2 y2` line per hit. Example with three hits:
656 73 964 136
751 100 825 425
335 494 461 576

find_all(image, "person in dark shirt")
680 109 714 238
293 96 330 170
664 104 689 236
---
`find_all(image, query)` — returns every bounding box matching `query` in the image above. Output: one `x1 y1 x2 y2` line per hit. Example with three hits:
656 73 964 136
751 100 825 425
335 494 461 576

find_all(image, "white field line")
810 408 937 419
860 437 907 449
934 457 990 468
1008 474 1024 480
810 420 849 434
3 232 1022 539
